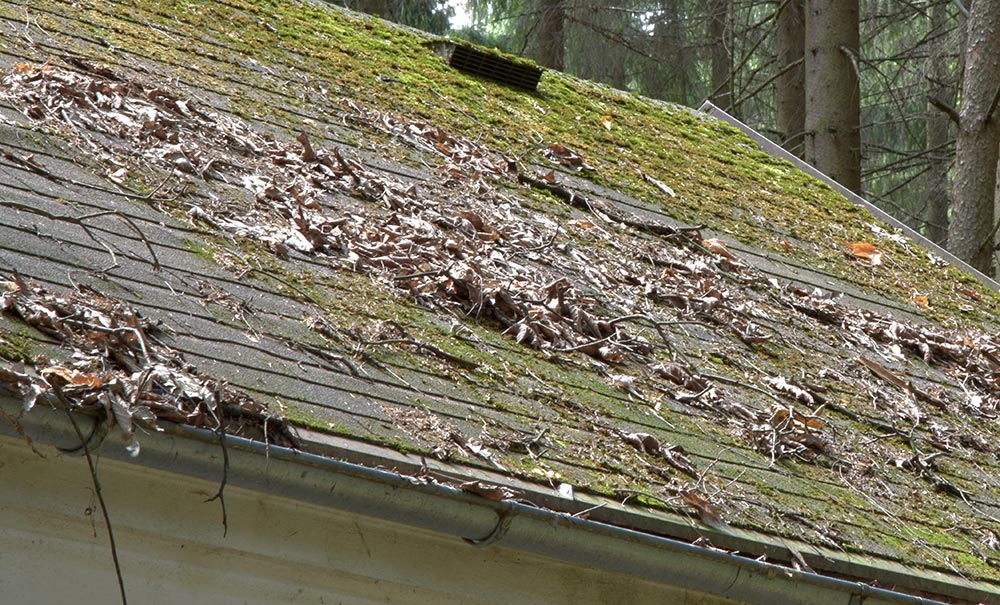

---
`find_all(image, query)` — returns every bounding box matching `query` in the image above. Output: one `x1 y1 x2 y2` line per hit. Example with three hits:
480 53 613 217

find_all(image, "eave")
2 396 994 605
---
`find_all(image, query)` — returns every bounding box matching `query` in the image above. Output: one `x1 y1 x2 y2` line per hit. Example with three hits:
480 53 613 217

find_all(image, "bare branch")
928 95 961 126
53 385 128 605
986 81 1000 125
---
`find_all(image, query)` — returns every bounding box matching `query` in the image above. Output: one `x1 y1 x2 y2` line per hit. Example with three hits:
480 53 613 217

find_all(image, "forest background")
339 0 1000 275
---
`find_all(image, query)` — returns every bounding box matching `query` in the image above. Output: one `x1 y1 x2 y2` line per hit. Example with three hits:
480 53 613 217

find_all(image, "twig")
204 383 229 537
334 147 359 185
362 337 478 369
0 405 45 457
517 172 697 242
0 201 160 271
554 334 615 353
429 86 490 130
288 340 363 377
52 385 128 605
701 371 786 406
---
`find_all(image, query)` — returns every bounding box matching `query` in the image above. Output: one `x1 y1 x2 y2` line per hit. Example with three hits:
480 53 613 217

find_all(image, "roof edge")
2 397 990 605
697 101 999 293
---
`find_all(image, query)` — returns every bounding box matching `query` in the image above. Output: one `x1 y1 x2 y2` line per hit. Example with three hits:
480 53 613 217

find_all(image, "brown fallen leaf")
460 480 520 501
912 294 931 310
703 238 735 260
623 432 661 456
40 366 103 389
680 490 727 528
543 142 590 170
296 132 318 162
847 242 882 266
769 404 824 431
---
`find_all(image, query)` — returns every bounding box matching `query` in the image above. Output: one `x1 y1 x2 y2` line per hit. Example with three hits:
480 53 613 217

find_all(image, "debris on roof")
0 273 295 454
2 0 1000 601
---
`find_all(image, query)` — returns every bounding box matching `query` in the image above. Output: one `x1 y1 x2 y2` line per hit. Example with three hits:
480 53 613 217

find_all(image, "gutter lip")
4 399 991 605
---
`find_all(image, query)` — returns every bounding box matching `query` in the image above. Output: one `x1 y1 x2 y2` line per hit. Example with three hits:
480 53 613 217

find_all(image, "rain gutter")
697 101 1000 293
2 398 983 605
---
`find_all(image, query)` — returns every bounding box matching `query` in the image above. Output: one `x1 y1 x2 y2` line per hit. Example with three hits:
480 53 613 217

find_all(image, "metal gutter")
697 101 1000 293
5 399 993 605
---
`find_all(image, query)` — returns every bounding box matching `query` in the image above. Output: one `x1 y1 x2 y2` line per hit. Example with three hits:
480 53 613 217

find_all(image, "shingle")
2 1 1000 600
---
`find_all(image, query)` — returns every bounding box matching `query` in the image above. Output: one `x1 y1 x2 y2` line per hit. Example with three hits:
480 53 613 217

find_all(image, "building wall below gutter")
0 426 727 604
0 400 968 605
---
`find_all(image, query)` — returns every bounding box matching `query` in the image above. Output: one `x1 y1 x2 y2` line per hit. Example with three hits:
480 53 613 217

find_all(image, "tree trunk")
776 0 805 158
354 0 389 18
948 0 1000 272
708 0 731 110
924 1 951 245
804 0 861 193
538 0 565 71
646 0 689 104
569 5 628 90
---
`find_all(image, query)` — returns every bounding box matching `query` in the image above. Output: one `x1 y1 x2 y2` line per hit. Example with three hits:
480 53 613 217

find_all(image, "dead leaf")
762 375 814 405
681 490 727 528
543 143 589 170
40 366 103 389
847 242 882 266
623 432 661 455
460 480 520 501
703 238 735 260
637 169 676 197
769 404 824 431
955 285 982 301
296 132 318 162
912 294 931 310
599 114 613 131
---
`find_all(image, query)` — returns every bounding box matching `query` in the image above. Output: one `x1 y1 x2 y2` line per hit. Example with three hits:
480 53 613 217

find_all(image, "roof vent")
433 42 542 91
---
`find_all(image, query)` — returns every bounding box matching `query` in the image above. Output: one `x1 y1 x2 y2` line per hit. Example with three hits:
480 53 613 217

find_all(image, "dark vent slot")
435 43 542 91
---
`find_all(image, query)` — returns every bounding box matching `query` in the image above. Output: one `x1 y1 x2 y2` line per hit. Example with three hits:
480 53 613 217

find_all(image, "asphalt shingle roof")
2 1 1000 602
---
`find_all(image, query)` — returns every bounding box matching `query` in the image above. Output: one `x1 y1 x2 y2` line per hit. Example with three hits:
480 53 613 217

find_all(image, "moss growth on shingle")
9 0 1000 592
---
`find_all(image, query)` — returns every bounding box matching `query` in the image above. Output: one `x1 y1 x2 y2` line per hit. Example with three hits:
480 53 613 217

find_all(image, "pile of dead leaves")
0 274 294 454
7 59 1000 474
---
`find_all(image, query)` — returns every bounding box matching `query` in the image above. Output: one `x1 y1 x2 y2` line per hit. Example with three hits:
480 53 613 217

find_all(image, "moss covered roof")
2 0 1000 602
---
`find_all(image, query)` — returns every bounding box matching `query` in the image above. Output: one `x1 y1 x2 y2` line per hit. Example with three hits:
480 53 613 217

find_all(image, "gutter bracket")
463 501 515 547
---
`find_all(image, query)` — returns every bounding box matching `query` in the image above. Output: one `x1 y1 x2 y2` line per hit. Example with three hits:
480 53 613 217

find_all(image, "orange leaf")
848 242 882 266
600 115 613 131
912 294 931 310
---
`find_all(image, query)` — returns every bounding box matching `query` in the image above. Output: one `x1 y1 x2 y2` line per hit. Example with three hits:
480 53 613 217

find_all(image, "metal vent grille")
434 42 542 92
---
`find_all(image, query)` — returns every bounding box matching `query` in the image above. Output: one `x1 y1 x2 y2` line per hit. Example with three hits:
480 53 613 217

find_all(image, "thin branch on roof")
361 337 478 369
0 201 160 271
